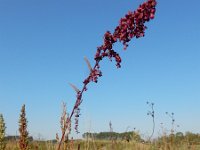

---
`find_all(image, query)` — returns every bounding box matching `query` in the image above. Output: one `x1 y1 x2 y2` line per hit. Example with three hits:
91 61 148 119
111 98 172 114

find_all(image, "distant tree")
173 132 184 144
82 131 142 141
176 132 184 137
5 136 33 142
18 104 29 150
0 114 6 150
185 132 200 144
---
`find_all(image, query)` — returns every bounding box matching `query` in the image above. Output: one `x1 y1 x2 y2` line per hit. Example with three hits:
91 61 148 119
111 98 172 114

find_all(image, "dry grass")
4 139 200 150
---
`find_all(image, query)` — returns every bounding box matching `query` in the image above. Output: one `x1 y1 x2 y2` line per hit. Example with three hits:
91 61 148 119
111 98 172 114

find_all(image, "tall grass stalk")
18 104 29 150
147 101 155 141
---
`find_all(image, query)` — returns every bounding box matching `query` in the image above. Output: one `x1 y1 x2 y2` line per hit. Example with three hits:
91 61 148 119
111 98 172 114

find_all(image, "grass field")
4 138 200 150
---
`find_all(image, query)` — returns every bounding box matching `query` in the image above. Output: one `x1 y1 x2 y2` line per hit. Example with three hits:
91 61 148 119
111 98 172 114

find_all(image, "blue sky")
0 0 200 140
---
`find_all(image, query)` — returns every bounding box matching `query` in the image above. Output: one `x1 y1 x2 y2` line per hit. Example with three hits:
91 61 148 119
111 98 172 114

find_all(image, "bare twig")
147 101 155 141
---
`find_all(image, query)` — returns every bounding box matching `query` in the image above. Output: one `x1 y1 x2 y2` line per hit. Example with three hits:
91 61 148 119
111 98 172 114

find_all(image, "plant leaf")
69 83 80 93
84 56 93 72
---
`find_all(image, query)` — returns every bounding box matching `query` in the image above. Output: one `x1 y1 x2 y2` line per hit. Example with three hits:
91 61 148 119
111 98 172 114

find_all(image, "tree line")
82 131 142 142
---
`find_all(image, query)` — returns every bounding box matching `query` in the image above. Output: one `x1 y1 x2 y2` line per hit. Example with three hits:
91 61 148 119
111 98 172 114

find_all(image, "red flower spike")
57 1 157 149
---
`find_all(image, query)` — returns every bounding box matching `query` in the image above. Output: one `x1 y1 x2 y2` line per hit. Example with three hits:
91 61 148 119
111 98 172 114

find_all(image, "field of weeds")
4 139 200 150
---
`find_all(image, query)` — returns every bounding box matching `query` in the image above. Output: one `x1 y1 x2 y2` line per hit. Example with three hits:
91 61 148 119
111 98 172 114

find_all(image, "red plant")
18 104 29 150
57 0 157 149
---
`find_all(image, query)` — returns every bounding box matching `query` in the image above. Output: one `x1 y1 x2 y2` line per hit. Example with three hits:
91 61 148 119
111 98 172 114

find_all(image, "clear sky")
0 0 200 140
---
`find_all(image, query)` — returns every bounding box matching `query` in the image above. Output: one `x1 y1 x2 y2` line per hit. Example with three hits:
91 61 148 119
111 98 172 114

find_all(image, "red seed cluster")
73 0 156 134
95 31 122 68
95 0 156 68
83 68 102 84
